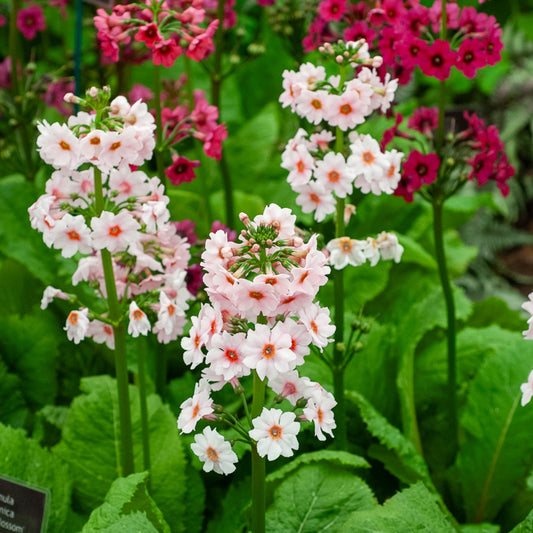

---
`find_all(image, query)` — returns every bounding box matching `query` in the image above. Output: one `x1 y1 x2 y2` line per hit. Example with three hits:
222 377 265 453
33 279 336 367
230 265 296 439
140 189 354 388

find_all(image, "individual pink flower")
90 211 141 253
455 38 487 79
48 214 93 258
299 304 335 351
153 39 182 68
40 286 69 310
293 181 336 223
314 151 353 198
324 92 366 131
181 316 207 369
249 408 300 461
326 237 366 269
242 323 296 381
191 427 238 475
318 0 347 21
65 308 90 344
134 23 162 48
408 107 438 136
269 371 313 406
187 20 218 61
88 320 115 350
234 279 280 320
203 123 227 160
177 379 214 434
128 301 151 337
418 39 456 81
205 331 250 381
165 156 200 185
17 5 46 40
36 121 82 170
403 150 440 186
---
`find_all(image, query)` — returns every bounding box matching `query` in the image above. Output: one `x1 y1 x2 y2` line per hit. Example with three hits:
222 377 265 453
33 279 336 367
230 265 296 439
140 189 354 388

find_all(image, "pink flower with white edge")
520 370 533 407
155 291 182 336
282 144 315 187
293 181 336 223
198 303 224 341
65 308 90 344
314 152 353 198
97 129 141 172
284 320 312 364
380 149 403 195
48 214 93 258
108 166 151 202
348 135 391 194
205 331 251 381
279 70 305 111
177 379 214 434
376 232 403 263
181 315 207 369
309 130 335 152
41 286 69 310
242 322 296 381
191 427 238 475
91 210 141 253
88 320 115 350
299 304 335 351
139 201 170 233
269 370 313 406
36 121 82 170
234 278 280 320
303 388 337 441
249 407 300 461
326 237 366 269
128 301 151 337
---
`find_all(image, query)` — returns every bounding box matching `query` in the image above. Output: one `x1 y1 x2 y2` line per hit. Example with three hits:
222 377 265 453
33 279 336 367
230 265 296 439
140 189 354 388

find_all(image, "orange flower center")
262 344 275 359
109 225 122 237
311 99 322 110
225 349 238 361
206 446 219 461
68 312 78 325
67 230 81 241
340 104 352 115
110 141 121 151
328 170 340 182
132 309 144 320
362 152 374 164
249 291 264 300
59 140 71 151
269 425 282 439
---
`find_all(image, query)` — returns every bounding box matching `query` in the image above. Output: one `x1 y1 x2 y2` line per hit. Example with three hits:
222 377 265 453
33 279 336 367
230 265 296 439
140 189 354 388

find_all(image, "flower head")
191 427 238 474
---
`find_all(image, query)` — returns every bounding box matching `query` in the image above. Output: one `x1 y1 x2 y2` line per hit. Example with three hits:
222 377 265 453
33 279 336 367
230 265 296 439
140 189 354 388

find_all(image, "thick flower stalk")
29 86 194 475
279 39 404 447
178 204 336 533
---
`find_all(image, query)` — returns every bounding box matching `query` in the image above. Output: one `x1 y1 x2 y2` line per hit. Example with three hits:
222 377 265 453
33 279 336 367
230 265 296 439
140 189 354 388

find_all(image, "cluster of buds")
304 0 503 84
177 204 337 473
94 0 219 66
29 87 193 346
383 106 514 201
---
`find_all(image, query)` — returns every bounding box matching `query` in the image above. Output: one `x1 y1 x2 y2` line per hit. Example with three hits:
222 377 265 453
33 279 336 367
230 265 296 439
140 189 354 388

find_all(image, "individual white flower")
191 427 238 475
48 213 93 258
64 308 90 344
91 210 141 253
299 304 335 351
41 286 68 310
249 407 300 461
376 232 403 263
127 301 151 337
177 379 214 434
326 237 366 270
303 388 337 441
520 370 533 406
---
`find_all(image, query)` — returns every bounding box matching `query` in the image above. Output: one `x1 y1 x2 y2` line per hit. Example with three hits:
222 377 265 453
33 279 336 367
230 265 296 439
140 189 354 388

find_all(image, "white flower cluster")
30 90 193 346
178 204 337 474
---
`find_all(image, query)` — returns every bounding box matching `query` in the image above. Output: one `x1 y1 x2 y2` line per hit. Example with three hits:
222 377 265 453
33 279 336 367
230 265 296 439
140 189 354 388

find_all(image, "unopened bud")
353 341 364 352
360 322 371 334
372 56 383 68
250 244 260 253
239 212 251 225
87 87 99 98
64 92 82 104
336 55 344 64
336 342 346 352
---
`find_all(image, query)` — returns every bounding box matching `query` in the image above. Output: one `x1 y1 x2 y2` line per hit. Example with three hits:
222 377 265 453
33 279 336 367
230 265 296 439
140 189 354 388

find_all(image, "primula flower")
455 38 487 79
326 237 366 269
128 301 151 337
17 5 46 40
134 23 162 48
318 0 347 22
91 211 141 253
88 320 115 350
191 427 238 475
303 389 337 441
520 370 533 407
177 379 214 434
49 214 93 258
299 304 335 351
418 39 456 81
153 39 182 67
249 408 300 461
65 308 90 344
165 156 200 185
41 286 69 310
403 151 440 186
205 331 250 381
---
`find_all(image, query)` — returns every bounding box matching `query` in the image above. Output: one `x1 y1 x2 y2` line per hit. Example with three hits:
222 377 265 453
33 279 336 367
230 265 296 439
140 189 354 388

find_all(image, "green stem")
94 167 135 476
210 0 235 229
152 64 166 184
432 200 458 455
251 371 266 533
332 121 347 449
137 337 151 478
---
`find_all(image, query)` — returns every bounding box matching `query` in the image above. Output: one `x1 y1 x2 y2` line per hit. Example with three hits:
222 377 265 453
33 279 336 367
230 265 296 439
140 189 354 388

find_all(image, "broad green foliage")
451 328 533 523
347 390 434 488
510 509 533 533
460 525 500 533
336 482 456 532
166 189 212 238
0 361 27 428
81 472 170 533
0 422 71 532
265 463 376 533
53 376 194 533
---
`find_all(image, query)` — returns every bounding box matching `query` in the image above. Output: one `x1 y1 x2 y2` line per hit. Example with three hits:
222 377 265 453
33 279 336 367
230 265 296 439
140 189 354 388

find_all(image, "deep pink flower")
203 123 227 160
211 221 237 241
43 79 75 117
318 0 347 22
186 263 204 296
418 39 456 81
403 150 440 186
187 20 218 61
394 35 428 71
165 156 200 185
483 25 503 66
468 151 497 186
456 38 487 78
173 220 198 244
129 83 153 103
408 107 438 136
134 23 161 49
153 39 182 67
380 112 404 151
17 5 46 40
343 22 376 44
382 0 406 25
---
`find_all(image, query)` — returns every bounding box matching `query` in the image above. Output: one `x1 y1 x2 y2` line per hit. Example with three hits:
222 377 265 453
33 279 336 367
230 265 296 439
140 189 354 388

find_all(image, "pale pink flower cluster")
178 204 337 473
281 129 403 222
520 293 533 406
30 90 193 347
326 232 404 270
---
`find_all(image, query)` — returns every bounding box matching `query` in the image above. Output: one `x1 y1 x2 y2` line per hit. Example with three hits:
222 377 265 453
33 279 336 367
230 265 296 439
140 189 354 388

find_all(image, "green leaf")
81 472 171 533
265 464 376 533
467 298 525 332
53 376 188 533
443 193 500 229
347 391 434 489
0 312 59 409
397 234 437 269
510 509 533 533
181 465 205 533
452 329 533 522
337 482 456 532
166 189 211 238
0 360 28 427
205 478 249 533
444 230 479 278
0 422 71 532
460 525 500 533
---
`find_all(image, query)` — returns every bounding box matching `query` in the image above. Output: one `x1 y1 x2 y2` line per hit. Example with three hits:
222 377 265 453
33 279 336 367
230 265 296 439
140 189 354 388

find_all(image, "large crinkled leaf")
510 509 533 532
452 329 533 523
205 478 249 533
0 360 28 427
347 391 434 490
181 465 205 533
265 464 376 533
460 525 500 533
0 312 59 409
53 376 188 533
81 472 170 533
0 423 71 532
336 482 456 532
